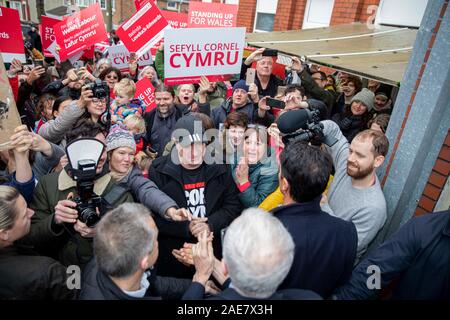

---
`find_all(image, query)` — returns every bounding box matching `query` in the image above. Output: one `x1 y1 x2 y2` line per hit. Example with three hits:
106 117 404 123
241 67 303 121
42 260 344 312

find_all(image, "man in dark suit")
273 140 358 298
183 208 321 300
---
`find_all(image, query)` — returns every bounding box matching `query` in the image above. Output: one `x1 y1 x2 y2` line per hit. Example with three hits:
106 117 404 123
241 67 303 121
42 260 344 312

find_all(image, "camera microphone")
276 109 312 134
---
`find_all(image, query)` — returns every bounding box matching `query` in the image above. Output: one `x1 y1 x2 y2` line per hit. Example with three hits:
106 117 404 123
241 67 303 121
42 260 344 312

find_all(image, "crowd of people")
1 29 449 301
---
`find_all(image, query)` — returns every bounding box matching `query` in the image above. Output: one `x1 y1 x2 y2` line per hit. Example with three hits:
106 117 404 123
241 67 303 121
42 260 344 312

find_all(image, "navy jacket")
334 210 450 300
183 280 321 300
272 198 358 298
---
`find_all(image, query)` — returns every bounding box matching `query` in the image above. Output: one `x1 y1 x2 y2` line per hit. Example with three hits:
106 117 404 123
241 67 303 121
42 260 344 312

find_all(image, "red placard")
134 0 157 10
135 77 156 113
53 4 107 61
0 7 25 63
188 2 238 28
40 15 61 58
150 10 188 56
116 2 169 58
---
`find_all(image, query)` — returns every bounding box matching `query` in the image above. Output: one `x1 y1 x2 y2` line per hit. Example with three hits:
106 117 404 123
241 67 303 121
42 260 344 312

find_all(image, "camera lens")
79 207 100 228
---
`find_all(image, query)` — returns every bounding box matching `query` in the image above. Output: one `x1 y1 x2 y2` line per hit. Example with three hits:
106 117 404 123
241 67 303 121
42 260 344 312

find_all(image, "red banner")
40 15 61 58
150 10 188 56
0 7 25 63
135 77 156 113
53 4 107 61
134 0 157 11
188 2 238 28
116 2 169 58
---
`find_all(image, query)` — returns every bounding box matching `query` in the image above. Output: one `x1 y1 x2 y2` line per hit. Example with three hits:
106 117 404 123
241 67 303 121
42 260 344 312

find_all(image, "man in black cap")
148 114 243 279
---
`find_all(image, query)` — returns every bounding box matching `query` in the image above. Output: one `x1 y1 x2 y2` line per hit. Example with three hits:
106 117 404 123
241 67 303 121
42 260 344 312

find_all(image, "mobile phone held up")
34 59 44 68
246 68 256 85
266 98 285 109
262 49 278 57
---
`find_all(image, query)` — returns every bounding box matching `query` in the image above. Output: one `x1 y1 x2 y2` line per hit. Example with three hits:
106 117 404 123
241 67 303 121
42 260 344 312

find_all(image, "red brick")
445 132 450 147
418 196 436 212
423 183 442 201
429 171 447 188
438 146 450 162
414 206 428 216
434 159 450 176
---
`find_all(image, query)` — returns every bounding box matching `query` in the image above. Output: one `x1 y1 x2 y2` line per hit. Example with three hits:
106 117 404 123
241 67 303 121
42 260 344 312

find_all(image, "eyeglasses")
106 75 118 80
92 98 106 104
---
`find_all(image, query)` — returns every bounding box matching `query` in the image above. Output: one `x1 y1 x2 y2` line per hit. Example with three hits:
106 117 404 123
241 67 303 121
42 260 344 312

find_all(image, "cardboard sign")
188 2 238 28
135 77 156 113
164 28 245 85
0 55 22 151
0 7 26 63
40 15 61 58
108 44 153 73
150 10 188 56
116 2 169 58
53 4 108 61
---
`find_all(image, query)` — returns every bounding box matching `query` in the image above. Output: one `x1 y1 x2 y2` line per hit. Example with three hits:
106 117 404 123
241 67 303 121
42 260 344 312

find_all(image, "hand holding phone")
246 68 256 85
266 98 285 109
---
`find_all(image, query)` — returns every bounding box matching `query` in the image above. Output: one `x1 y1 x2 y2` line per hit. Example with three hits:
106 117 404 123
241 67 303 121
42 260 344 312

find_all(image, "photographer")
22 120 134 268
39 84 108 148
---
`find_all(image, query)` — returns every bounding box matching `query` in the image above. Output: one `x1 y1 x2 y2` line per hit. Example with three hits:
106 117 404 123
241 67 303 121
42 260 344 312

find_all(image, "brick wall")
236 0 257 33
274 0 307 31
415 130 450 215
113 0 136 26
330 0 380 25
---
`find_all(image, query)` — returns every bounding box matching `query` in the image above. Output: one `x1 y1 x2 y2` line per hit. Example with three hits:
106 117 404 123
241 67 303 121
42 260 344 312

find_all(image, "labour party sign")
117 2 169 58
0 7 26 63
164 27 245 85
188 2 238 28
53 4 108 61
40 15 61 58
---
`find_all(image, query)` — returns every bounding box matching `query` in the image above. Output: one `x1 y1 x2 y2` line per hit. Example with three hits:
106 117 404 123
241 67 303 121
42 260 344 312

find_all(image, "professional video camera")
66 138 106 227
276 109 338 147
85 79 109 99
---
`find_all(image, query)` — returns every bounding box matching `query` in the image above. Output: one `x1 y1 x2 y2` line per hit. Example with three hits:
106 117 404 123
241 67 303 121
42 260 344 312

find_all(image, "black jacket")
240 62 284 98
42 80 81 100
272 198 358 298
0 245 76 300
334 210 450 300
79 259 191 300
211 98 274 129
149 155 243 279
331 112 367 143
183 280 322 300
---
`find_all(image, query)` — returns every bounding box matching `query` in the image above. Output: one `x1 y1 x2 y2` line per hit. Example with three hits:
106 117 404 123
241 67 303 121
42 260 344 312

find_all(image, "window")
167 1 178 10
8 1 24 20
253 0 278 32
225 0 240 4
100 0 106 10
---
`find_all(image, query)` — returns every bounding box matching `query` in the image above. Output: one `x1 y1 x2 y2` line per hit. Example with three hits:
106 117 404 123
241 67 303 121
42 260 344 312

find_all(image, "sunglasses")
106 75 118 80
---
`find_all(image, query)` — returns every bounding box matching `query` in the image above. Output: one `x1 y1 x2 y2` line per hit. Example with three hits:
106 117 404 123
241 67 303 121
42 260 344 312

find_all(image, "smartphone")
34 59 44 68
277 86 287 97
266 98 285 109
246 68 256 85
262 49 278 57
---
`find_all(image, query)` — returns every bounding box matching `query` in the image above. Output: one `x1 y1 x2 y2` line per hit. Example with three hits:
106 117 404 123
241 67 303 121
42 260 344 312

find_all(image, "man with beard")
144 85 183 156
321 120 389 260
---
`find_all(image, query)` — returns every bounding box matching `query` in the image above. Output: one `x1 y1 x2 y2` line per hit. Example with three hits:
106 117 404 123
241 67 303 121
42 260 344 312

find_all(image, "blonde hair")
114 78 136 98
124 114 146 134
0 186 20 230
